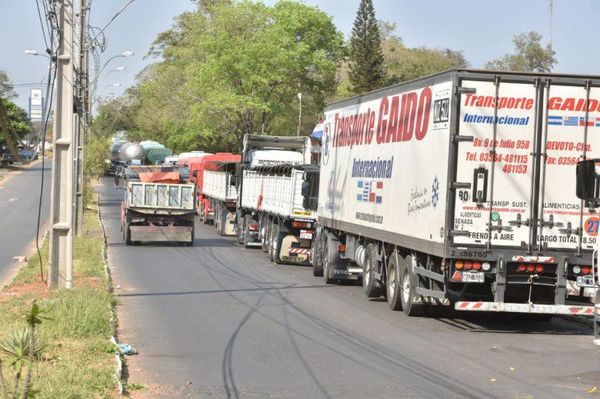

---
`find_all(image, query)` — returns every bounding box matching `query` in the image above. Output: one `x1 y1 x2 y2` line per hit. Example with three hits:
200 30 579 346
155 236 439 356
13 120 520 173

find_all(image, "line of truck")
112 69 600 343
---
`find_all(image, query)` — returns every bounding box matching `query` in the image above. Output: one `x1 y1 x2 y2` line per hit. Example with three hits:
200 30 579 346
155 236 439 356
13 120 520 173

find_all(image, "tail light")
338 244 346 253
582 266 592 275
454 260 491 272
517 264 526 272
292 221 312 228
526 264 535 272
248 223 259 231
535 264 544 273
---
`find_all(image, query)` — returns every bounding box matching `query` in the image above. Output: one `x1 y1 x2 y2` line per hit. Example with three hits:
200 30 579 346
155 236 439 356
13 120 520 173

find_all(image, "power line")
88 0 136 47
35 0 50 49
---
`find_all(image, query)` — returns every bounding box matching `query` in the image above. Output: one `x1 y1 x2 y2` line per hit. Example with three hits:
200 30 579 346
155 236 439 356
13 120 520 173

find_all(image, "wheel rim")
401 271 411 305
388 265 396 299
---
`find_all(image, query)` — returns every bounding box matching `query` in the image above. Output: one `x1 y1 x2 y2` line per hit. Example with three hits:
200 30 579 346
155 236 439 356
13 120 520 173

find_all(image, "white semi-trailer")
237 134 317 264
314 69 599 319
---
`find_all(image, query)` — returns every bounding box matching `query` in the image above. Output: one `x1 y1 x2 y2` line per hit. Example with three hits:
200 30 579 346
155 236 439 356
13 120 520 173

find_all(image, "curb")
96 192 124 395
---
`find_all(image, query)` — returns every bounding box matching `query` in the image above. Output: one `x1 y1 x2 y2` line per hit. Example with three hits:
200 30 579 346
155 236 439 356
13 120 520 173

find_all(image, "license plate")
462 272 484 283
300 230 313 240
576 275 595 287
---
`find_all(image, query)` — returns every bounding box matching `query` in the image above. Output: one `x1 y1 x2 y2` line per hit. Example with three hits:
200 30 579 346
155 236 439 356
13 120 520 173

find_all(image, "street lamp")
24 49 51 60
104 66 125 80
296 92 303 137
92 50 134 86
100 82 121 96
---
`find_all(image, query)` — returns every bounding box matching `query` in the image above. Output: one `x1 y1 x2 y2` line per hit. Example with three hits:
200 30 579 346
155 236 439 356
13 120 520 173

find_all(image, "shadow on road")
423 306 591 335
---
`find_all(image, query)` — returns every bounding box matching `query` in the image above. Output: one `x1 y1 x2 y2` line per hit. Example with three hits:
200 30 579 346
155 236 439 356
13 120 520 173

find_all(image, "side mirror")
302 169 319 210
301 180 310 198
576 159 600 206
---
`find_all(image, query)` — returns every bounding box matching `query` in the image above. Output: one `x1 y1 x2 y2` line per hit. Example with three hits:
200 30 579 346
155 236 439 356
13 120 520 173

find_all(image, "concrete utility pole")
48 0 75 289
74 0 88 236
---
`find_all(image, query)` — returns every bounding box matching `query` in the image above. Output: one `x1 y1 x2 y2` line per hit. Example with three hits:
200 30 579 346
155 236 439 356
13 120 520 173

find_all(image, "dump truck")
120 165 195 246
237 134 317 264
313 69 598 320
190 153 241 235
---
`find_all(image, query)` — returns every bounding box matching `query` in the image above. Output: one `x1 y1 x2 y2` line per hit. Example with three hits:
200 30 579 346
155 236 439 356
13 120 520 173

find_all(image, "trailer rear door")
453 74 600 253
453 78 539 249
537 82 600 251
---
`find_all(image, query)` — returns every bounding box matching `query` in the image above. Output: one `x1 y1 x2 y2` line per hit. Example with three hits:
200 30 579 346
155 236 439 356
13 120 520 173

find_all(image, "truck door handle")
472 165 488 207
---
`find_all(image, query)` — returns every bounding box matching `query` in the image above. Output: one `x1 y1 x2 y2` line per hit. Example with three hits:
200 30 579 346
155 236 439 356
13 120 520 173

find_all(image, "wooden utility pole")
48 0 75 289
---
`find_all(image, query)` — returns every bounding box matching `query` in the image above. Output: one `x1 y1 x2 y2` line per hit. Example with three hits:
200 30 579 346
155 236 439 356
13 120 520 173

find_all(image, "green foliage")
0 70 15 99
99 0 344 153
348 0 387 93
0 303 46 399
336 21 468 98
84 135 110 179
485 31 556 73
0 98 32 147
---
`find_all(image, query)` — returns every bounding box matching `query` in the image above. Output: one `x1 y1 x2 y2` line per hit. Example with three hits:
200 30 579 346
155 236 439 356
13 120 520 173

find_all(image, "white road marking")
7 197 17 202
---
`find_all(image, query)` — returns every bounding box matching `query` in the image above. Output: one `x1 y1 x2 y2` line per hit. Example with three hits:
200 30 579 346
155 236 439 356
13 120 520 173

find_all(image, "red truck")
190 153 241 234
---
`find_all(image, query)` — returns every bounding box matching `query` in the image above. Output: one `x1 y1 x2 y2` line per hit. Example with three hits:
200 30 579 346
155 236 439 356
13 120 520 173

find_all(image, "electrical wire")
35 0 50 49
88 0 136 46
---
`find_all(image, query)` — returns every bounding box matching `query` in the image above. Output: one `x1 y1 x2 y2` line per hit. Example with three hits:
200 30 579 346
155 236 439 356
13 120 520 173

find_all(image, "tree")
0 70 15 99
0 98 31 147
336 21 468 98
112 0 344 153
485 31 556 73
348 0 387 93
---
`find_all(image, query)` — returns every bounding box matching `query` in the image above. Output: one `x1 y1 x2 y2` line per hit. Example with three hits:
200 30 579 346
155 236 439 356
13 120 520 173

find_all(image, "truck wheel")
124 221 132 246
270 224 283 264
363 243 382 298
186 225 195 247
260 219 269 252
236 214 245 244
323 234 339 284
217 210 226 236
386 252 403 311
312 230 324 277
399 255 420 316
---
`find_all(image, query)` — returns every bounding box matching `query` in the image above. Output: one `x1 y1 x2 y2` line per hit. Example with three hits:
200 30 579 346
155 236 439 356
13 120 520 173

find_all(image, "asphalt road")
98 178 600 399
0 161 51 285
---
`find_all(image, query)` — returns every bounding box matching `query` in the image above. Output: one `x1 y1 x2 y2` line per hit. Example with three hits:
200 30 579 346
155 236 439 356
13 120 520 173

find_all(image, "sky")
2 0 600 112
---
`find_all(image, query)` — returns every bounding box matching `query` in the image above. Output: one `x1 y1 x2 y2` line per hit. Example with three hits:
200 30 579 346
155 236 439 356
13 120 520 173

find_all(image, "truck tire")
261 218 270 252
311 229 324 277
270 224 283 264
124 221 133 246
236 212 245 244
363 243 382 298
323 233 342 284
399 255 420 316
185 225 195 247
217 210 226 236
386 252 403 311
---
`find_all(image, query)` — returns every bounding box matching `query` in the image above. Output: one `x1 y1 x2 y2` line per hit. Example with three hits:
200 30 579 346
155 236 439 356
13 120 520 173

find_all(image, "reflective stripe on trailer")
289 248 311 255
455 301 595 315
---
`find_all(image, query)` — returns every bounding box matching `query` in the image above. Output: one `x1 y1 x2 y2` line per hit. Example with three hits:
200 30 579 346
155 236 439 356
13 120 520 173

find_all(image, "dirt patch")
2 277 49 299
